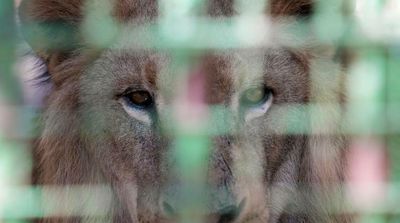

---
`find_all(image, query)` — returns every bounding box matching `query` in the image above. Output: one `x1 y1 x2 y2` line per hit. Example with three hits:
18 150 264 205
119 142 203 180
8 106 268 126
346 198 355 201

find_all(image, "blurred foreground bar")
0 0 21 103
0 1 33 222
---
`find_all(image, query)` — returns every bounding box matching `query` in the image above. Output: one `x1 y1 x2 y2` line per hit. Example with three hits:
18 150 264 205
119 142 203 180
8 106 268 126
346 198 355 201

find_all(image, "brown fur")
113 0 158 22
270 0 314 17
20 0 351 223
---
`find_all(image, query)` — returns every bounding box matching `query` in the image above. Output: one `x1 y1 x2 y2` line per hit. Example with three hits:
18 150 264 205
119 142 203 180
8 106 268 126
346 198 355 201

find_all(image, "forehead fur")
113 0 158 22
87 47 310 107
19 0 83 22
19 0 315 93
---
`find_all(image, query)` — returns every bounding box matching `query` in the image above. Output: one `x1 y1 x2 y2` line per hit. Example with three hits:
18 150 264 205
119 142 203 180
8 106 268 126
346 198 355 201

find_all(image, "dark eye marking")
240 86 273 107
120 89 154 109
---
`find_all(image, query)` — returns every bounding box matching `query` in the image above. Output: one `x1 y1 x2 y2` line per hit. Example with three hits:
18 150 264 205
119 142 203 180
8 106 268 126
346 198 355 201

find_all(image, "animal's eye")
241 87 272 107
123 90 154 109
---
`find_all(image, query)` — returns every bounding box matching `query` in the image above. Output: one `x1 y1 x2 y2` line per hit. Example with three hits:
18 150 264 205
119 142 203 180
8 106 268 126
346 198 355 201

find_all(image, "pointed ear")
18 0 84 69
269 0 314 18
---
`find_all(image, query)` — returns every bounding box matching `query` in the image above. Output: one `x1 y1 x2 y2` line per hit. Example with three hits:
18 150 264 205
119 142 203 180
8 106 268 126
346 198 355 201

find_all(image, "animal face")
78 48 309 221
19 0 350 222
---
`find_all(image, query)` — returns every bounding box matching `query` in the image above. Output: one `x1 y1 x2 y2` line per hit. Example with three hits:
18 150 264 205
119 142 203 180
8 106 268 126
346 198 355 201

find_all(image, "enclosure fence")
1 0 400 223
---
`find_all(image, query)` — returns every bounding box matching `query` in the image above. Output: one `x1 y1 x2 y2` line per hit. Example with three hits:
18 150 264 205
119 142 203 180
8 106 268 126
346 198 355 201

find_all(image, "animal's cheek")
88 110 163 179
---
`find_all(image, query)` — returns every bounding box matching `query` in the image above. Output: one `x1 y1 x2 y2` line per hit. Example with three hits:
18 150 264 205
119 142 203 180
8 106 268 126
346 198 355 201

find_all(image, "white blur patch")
244 94 273 123
355 0 400 41
120 100 152 125
235 15 271 47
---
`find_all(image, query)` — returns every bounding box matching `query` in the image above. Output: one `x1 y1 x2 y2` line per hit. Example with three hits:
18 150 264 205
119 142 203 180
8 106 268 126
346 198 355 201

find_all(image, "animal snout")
161 197 246 223
212 199 246 223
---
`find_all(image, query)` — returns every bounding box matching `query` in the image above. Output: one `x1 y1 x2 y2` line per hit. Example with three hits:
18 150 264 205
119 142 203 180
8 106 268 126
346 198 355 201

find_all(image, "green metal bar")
387 48 400 182
0 0 399 221
159 1 210 222
0 0 21 103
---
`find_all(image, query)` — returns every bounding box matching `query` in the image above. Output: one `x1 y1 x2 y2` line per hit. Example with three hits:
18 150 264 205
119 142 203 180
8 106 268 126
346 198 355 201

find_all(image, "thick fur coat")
19 0 352 222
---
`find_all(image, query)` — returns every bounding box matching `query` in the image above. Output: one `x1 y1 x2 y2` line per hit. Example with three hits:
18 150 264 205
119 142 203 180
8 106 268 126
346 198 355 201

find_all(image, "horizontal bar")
1 183 400 219
22 16 400 52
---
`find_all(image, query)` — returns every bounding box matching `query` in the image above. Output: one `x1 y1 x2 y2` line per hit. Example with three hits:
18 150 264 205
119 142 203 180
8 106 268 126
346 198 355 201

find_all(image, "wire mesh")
0 0 400 223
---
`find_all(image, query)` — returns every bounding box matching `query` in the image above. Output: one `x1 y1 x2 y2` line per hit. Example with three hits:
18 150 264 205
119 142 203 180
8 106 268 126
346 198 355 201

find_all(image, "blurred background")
1 0 400 222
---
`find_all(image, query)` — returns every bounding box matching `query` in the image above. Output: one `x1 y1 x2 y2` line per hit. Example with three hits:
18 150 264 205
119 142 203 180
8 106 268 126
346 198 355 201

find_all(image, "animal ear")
18 0 84 70
269 0 314 18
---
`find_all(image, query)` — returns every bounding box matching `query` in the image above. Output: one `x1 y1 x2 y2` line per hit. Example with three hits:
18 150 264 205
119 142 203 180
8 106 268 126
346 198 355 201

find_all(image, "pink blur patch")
175 69 209 130
187 69 206 105
346 137 388 209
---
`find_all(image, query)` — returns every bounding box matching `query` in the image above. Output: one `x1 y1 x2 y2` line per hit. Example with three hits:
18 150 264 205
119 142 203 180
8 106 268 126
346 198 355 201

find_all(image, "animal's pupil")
130 92 151 105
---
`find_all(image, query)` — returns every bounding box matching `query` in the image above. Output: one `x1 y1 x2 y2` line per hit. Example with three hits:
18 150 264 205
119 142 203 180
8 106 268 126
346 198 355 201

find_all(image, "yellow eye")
124 90 153 109
241 87 271 106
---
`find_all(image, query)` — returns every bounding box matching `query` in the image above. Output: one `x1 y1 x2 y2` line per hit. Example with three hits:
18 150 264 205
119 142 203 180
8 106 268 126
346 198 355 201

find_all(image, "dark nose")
161 198 246 223
214 200 245 223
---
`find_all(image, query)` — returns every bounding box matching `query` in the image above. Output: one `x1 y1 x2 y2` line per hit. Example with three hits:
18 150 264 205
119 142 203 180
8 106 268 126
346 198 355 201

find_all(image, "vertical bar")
346 48 386 135
0 0 21 102
158 1 210 223
82 0 119 49
0 0 34 220
387 48 400 182
346 48 388 219
313 0 345 42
